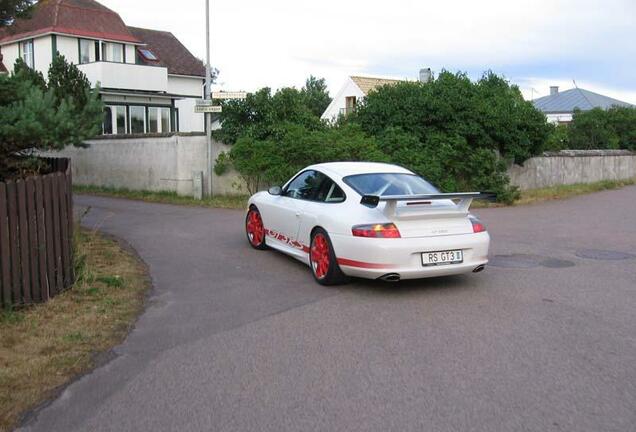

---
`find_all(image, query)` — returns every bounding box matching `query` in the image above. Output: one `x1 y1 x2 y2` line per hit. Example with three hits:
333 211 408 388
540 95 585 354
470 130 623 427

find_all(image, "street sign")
212 91 247 100
194 105 222 113
196 99 215 106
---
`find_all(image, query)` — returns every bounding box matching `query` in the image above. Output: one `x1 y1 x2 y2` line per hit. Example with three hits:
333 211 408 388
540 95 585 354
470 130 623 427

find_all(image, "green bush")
226 123 387 194
566 107 636 150
0 56 102 179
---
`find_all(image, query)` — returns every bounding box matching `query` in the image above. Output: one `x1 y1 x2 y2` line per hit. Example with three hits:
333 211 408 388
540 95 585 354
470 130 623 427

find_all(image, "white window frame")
79 39 92 64
103 42 123 63
148 107 171 133
21 39 34 68
129 106 147 134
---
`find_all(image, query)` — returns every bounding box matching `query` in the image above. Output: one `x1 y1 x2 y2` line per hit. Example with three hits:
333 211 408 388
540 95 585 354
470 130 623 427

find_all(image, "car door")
264 170 322 251
296 174 347 249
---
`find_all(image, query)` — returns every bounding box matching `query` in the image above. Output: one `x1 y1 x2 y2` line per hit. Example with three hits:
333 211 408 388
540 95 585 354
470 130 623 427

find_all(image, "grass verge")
74 185 248 209
471 177 636 208
0 229 149 432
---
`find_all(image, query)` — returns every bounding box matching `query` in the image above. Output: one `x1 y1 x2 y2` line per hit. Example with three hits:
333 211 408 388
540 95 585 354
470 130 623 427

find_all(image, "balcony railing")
78 61 169 93
339 107 355 116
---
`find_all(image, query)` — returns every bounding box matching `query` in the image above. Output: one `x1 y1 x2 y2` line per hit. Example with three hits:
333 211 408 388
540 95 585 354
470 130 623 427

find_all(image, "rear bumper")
329 232 490 280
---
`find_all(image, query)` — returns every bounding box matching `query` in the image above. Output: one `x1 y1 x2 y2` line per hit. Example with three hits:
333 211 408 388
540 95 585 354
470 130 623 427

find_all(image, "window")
115 106 127 134
315 179 346 203
103 42 123 62
79 39 91 64
21 40 34 68
138 48 158 61
129 106 146 134
102 107 113 134
148 107 171 133
344 173 439 197
284 170 326 200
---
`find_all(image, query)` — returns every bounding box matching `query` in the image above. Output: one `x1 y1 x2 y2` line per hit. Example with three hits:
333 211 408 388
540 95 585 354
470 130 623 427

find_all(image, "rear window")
343 173 439 196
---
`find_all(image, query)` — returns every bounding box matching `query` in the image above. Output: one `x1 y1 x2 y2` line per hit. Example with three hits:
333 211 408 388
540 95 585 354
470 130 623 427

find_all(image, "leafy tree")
566 107 636 151
0 0 35 27
228 123 386 194
0 55 103 179
301 75 331 118
212 78 329 145
543 124 569 151
346 71 548 202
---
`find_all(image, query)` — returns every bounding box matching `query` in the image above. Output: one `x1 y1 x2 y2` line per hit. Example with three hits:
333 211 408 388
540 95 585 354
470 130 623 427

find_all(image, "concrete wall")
508 150 636 190
46 134 246 197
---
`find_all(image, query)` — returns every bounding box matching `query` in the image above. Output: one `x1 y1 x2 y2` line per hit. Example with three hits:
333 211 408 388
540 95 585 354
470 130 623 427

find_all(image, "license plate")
421 250 463 266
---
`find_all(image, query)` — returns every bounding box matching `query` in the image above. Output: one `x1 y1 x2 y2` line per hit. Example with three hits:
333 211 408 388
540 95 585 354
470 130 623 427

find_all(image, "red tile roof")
128 27 205 78
0 0 141 44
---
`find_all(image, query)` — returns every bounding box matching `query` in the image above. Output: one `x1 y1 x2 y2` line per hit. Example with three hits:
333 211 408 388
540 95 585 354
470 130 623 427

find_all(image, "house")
532 86 634 124
321 68 431 121
0 0 206 135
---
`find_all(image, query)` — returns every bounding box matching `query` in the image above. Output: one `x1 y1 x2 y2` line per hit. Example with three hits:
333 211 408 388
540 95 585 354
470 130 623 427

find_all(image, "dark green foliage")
565 107 636 151
0 0 35 26
346 71 545 202
217 71 551 203
301 76 331 118
212 79 330 145
229 123 387 194
543 124 569 151
0 55 103 179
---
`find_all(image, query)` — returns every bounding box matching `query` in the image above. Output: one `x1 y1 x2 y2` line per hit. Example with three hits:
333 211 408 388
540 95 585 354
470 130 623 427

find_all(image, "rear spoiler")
360 192 496 214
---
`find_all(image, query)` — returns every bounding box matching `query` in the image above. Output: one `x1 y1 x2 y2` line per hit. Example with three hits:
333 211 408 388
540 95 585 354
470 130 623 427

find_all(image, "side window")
315 178 346 203
284 170 325 200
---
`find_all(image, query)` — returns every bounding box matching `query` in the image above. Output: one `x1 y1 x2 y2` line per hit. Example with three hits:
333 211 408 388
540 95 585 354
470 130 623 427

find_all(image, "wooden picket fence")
0 158 74 307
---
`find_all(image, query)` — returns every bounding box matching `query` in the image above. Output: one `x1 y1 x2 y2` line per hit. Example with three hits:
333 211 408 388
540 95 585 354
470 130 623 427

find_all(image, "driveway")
20 187 636 431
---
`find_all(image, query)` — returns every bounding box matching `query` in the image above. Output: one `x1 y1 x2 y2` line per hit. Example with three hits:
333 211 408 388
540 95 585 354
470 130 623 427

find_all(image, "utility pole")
205 0 213 197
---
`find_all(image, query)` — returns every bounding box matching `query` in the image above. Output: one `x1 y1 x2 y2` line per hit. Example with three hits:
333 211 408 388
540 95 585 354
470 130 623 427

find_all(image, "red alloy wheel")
246 209 264 247
311 233 330 279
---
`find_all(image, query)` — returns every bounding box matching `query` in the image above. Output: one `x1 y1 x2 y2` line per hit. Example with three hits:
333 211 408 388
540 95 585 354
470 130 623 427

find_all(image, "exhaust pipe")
379 273 401 282
473 265 485 273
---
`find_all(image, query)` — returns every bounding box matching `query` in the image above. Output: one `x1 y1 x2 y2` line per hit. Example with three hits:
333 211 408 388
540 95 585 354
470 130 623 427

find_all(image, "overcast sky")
101 0 636 103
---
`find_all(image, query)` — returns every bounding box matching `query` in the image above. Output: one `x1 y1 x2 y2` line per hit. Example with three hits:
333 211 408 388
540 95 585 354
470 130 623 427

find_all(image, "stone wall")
508 150 636 190
45 133 246 197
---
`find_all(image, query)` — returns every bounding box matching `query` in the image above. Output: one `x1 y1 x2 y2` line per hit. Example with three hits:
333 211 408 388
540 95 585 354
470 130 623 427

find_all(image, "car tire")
245 207 268 250
310 228 347 286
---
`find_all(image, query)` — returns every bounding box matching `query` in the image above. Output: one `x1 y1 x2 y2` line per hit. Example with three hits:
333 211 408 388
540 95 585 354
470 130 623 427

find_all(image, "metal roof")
532 87 633 114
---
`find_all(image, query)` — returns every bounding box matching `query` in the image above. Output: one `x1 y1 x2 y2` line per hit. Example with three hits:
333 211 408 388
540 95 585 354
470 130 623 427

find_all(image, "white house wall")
168 75 205 133
1 43 19 73
321 77 365 121
175 98 204 132
546 113 573 124
56 35 79 64
168 75 204 97
33 36 52 75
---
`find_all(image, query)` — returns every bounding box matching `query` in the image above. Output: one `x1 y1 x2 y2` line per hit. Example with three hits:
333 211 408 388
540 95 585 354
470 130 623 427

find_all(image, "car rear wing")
360 192 496 218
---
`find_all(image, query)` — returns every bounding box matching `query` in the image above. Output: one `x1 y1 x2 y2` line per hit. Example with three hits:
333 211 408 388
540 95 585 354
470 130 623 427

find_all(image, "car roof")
306 162 413 179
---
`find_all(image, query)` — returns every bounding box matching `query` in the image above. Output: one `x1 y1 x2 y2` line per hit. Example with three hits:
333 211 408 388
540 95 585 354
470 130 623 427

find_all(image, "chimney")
419 68 432 83
550 86 559 96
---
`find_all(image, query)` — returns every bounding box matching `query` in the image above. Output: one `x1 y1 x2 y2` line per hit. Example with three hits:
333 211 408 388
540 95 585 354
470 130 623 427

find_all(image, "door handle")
295 212 301 217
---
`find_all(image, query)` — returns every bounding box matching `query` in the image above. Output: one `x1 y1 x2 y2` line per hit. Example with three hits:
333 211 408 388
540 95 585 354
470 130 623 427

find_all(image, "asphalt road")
19 187 636 432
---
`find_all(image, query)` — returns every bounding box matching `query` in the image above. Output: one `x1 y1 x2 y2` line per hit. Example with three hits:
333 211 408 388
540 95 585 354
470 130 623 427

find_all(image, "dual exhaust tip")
378 265 486 282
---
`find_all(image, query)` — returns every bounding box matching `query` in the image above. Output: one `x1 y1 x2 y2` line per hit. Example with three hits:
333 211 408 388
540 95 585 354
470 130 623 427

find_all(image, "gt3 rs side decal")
264 228 310 253
263 227 394 269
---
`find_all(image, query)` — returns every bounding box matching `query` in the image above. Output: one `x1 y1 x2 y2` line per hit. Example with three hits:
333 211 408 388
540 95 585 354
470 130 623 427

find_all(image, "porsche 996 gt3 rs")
245 162 492 285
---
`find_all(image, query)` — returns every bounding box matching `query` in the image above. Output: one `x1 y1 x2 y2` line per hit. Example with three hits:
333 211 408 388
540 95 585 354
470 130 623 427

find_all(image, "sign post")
204 0 213 198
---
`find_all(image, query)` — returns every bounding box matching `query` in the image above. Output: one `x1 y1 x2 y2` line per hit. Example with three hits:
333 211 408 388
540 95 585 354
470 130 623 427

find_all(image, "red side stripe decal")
337 258 394 269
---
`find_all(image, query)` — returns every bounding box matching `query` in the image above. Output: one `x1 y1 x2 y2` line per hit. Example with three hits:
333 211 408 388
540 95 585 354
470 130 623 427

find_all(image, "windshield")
343 173 439 196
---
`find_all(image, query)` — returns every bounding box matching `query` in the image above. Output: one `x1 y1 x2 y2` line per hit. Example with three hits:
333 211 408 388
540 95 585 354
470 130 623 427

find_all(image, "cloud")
100 0 636 102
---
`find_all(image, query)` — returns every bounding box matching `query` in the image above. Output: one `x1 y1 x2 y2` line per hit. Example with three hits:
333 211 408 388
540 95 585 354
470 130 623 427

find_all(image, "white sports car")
245 162 492 285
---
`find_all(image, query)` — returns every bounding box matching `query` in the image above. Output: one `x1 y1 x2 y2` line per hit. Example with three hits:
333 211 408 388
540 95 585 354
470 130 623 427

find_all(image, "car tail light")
470 217 487 233
352 223 401 238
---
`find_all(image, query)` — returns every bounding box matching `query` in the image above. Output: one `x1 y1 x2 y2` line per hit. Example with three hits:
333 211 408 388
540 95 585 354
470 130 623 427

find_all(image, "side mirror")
268 186 282 196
